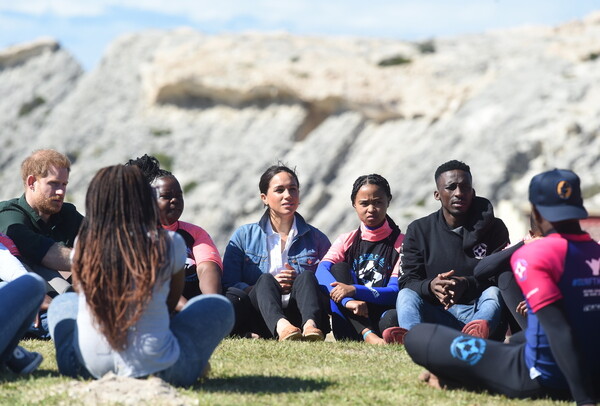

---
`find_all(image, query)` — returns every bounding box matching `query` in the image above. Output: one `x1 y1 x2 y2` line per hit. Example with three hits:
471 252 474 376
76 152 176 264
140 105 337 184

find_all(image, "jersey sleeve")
510 237 567 313
190 226 223 271
322 230 356 264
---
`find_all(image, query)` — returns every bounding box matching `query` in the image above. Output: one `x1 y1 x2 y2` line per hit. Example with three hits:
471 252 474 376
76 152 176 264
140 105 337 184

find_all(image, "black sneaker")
6 346 43 374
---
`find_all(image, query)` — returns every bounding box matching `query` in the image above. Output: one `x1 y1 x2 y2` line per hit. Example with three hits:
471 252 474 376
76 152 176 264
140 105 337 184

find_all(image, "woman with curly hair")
126 154 222 305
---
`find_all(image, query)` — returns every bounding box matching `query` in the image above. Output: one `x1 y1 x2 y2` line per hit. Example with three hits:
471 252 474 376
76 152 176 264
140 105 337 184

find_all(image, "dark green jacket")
0 194 83 265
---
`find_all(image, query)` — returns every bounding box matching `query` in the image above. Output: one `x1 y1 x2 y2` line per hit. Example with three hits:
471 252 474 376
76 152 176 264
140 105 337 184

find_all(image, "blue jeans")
48 293 234 386
0 274 45 363
396 287 503 333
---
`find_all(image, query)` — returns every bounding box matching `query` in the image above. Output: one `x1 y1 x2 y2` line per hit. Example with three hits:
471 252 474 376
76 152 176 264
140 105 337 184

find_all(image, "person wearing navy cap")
403 169 599 406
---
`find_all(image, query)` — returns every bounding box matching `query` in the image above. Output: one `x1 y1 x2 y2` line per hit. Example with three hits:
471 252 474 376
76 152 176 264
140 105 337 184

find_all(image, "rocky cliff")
1 13 600 250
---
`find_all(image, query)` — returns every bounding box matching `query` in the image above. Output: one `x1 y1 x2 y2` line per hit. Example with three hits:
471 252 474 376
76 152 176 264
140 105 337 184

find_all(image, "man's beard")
37 196 63 216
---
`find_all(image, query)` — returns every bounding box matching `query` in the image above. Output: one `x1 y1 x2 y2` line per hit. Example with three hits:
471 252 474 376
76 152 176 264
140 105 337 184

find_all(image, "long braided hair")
345 174 400 282
72 165 167 350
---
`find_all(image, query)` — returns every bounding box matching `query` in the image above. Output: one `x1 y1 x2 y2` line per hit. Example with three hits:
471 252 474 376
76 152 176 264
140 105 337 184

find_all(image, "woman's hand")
330 282 356 303
275 263 297 294
345 300 368 317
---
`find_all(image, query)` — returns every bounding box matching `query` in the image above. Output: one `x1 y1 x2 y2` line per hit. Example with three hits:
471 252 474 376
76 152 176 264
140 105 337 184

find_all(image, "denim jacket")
222 210 331 291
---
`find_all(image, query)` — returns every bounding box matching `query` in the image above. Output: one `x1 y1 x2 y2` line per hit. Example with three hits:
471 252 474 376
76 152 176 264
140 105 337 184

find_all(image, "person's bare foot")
362 330 386 345
418 371 444 389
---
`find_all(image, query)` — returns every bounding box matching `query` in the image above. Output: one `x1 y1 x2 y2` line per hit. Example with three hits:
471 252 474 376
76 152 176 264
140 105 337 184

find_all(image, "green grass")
3 338 571 405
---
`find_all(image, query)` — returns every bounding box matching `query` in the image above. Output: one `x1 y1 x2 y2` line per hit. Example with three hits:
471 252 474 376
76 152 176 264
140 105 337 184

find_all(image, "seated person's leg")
472 286 504 336
329 262 355 284
158 294 234 386
27 263 73 295
498 270 527 331
397 288 461 330
404 323 545 399
378 308 398 332
397 288 424 330
0 274 45 361
223 286 264 337
288 271 327 340
249 273 297 339
47 292 91 378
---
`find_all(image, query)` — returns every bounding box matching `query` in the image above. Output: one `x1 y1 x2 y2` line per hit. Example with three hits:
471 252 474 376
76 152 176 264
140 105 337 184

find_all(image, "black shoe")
6 346 43 374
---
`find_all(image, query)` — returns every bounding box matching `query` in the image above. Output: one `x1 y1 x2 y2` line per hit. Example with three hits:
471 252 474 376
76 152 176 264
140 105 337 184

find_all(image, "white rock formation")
1 13 600 250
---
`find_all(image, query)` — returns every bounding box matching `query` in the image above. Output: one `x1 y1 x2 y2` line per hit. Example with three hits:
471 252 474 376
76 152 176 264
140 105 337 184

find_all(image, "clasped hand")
275 263 297 294
430 270 467 310
330 282 356 303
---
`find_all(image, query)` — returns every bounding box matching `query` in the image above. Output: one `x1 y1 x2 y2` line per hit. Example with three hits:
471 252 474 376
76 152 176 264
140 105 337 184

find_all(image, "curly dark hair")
125 154 173 184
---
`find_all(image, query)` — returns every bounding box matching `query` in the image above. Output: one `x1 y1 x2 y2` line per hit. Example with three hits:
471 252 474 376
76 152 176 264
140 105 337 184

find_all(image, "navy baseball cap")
529 169 588 222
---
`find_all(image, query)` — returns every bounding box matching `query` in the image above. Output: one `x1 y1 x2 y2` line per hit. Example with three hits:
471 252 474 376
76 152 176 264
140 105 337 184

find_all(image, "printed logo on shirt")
514 258 528 282
355 255 385 287
367 286 380 298
450 336 486 365
586 257 600 276
472 243 488 259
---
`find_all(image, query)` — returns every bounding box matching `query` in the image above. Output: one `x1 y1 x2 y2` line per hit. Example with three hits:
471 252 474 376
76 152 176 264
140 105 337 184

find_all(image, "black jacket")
399 196 509 304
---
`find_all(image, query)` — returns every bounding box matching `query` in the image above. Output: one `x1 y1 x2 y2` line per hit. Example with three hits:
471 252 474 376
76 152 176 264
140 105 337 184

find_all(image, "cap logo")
556 181 572 200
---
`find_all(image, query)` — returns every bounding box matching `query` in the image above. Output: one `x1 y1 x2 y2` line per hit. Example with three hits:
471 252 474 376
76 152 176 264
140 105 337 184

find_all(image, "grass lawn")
1 338 572 405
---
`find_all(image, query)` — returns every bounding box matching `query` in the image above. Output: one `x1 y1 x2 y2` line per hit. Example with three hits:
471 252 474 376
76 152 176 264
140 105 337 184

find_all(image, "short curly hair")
434 160 471 184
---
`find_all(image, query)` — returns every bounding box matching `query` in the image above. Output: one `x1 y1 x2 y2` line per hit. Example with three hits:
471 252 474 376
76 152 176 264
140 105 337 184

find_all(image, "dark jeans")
226 271 328 338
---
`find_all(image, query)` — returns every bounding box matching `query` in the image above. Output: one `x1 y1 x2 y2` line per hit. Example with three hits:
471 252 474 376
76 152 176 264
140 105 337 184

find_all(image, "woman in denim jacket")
223 164 331 341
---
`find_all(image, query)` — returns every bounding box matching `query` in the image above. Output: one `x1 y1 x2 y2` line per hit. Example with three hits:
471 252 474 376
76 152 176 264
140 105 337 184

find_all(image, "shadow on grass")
0 368 64 382
198 375 331 394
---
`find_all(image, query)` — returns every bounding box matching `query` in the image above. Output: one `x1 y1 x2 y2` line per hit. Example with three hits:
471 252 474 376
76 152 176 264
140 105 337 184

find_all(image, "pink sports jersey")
323 220 403 278
511 233 599 313
510 232 600 387
163 221 223 270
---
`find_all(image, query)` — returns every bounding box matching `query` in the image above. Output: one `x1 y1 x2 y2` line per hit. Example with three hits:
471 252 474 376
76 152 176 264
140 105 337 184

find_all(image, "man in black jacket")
403 168 598 405
396 160 509 338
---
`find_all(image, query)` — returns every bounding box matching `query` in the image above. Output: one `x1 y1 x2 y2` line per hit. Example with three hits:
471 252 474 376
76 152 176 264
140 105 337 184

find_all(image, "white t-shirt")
265 218 298 307
75 231 186 378
0 242 28 282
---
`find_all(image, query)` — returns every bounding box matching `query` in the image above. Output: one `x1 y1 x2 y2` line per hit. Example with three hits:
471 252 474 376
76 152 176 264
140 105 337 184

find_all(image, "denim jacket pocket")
289 252 320 273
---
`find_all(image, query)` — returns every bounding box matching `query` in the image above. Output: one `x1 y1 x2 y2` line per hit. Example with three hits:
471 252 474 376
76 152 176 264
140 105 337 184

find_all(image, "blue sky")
1 1 599 71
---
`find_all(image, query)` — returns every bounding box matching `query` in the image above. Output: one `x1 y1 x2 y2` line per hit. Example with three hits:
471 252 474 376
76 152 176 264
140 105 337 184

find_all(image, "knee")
294 270 318 288
497 271 514 291
186 294 235 330
404 324 436 364
47 292 79 327
480 286 502 301
256 272 278 286
397 288 421 308
20 273 46 301
330 262 353 283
